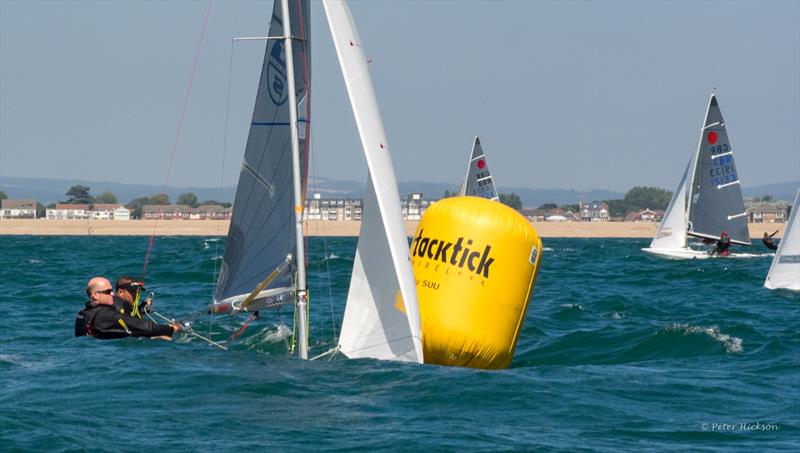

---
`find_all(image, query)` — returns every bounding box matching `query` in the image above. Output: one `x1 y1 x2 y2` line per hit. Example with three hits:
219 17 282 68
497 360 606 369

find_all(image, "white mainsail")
457 136 499 201
765 189 800 291
323 0 423 363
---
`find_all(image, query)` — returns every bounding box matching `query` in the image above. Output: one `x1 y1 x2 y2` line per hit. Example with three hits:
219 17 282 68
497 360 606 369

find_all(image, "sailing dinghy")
764 189 800 291
642 94 755 260
210 0 422 363
457 136 499 201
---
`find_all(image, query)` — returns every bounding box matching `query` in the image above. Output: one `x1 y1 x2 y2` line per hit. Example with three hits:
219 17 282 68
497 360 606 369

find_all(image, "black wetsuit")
763 237 778 251
75 300 174 339
713 237 732 256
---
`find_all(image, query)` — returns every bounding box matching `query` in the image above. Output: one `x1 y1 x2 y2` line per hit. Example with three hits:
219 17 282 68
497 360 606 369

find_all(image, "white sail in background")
765 189 800 291
457 136 499 201
649 154 693 250
323 0 423 363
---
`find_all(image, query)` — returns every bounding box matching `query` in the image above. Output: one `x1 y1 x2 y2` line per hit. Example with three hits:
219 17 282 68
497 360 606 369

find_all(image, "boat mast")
685 93 714 240
281 0 309 359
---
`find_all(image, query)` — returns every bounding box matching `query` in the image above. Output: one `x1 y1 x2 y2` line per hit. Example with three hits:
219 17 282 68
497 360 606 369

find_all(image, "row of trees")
535 186 671 218
54 186 231 219
443 187 670 217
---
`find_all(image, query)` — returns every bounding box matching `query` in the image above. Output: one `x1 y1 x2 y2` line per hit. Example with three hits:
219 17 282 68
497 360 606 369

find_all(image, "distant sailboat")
643 94 754 260
457 136 499 201
210 0 422 363
764 189 800 291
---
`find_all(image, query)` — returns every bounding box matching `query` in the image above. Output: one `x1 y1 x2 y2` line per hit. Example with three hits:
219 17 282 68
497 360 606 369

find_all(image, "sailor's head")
116 276 145 303
721 231 728 237
86 277 114 305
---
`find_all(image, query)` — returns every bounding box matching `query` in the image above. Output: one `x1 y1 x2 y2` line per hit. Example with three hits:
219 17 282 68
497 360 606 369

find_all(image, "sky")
1 0 798 193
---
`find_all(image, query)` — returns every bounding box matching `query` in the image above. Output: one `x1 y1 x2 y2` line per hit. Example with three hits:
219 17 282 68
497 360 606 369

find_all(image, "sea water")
1 235 797 451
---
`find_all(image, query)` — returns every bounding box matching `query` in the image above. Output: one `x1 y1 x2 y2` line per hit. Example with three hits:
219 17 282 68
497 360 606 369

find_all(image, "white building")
46 203 91 220
1 199 37 219
113 207 131 220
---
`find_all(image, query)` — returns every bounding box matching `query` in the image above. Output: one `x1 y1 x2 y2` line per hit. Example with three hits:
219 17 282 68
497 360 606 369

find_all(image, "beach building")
580 201 609 222
191 205 232 220
142 204 192 220
46 203 91 220
303 195 362 221
1 199 37 219
626 209 664 222
747 203 788 223
114 206 131 220
401 193 434 221
91 204 123 220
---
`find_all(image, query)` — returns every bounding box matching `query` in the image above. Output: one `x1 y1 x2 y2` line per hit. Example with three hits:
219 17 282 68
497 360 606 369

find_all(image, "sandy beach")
0 218 785 239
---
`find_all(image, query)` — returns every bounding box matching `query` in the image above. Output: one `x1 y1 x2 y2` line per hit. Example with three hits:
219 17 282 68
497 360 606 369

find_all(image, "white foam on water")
263 324 292 343
667 323 743 353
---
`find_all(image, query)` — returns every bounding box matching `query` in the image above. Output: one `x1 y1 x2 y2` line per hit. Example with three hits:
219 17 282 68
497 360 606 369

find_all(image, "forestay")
765 189 800 291
687 95 749 245
323 0 423 363
457 136 499 200
213 0 311 311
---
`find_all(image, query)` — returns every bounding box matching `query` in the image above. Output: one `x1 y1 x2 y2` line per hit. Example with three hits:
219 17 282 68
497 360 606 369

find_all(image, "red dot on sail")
707 131 718 144
477 159 486 169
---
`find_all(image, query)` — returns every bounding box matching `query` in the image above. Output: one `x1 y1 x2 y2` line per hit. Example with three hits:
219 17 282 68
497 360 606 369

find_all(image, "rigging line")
307 109 338 342
148 310 228 350
141 0 214 280
211 38 237 296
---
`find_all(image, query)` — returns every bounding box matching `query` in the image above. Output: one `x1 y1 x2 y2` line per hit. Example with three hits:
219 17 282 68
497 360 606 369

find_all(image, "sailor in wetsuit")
114 276 151 317
712 231 732 256
762 230 779 251
75 277 181 339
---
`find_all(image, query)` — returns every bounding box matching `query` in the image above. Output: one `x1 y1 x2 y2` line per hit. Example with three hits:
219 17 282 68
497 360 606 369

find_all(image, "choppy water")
1 235 797 451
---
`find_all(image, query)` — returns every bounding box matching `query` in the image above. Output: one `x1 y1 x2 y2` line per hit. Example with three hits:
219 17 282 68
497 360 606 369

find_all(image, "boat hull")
642 247 759 260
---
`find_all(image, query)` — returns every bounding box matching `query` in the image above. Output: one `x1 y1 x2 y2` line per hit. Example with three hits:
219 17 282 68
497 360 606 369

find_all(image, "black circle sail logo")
267 40 288 106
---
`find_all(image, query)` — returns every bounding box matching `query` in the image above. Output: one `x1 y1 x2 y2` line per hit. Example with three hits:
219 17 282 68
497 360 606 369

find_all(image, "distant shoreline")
0 219 785 239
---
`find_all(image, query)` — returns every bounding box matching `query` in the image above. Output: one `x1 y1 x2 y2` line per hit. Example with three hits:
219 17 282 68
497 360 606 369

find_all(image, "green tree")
0 190 7 200
177 192 198 207
761 195 773 202
94 191 118 203
623 186 671 211
200 200 232 208
36 203 46 218
560 203 579 213
538 203 557 210
149 193 170 205
65 185 93 204
126 197 150 219
499 192 522 210
442 189 456 198
605 199 627 218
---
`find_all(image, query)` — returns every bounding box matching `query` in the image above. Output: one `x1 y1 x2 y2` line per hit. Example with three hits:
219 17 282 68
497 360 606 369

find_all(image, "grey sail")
687 95 750 246
457 136 499 200
213 0 311 310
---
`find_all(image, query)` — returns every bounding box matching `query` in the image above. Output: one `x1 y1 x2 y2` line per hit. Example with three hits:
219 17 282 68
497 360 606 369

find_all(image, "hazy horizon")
2 1 798 191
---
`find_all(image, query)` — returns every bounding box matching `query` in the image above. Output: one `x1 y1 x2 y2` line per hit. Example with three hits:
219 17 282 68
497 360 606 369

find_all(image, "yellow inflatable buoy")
411 196 542 369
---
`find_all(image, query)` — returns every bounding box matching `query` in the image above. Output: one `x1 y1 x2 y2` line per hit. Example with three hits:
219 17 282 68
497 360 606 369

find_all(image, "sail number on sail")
709 153 737 186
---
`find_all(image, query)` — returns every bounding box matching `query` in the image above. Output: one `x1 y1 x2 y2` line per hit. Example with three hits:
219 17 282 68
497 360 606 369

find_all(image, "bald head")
86 277 114 305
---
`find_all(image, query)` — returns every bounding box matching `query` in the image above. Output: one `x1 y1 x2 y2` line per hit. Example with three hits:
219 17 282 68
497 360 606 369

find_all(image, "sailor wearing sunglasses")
75 277 181 339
